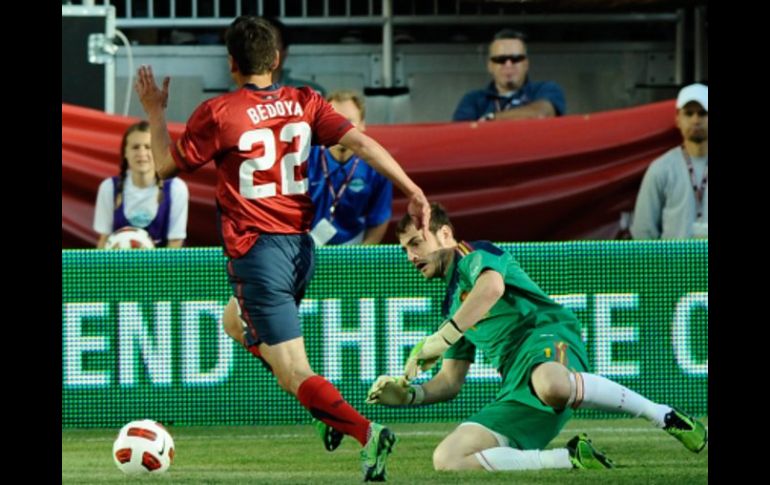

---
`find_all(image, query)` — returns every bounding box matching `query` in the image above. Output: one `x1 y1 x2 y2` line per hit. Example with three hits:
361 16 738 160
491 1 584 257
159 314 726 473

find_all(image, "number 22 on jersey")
238 121 311 199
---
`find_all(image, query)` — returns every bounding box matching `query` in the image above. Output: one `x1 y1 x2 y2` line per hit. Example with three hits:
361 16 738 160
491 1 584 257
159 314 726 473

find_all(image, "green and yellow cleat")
566 433 615 470
361 423 397 482
663 408 708 453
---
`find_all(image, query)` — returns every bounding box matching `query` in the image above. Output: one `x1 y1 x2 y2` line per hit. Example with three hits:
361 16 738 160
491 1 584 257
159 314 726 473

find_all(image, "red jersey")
171 84 353 258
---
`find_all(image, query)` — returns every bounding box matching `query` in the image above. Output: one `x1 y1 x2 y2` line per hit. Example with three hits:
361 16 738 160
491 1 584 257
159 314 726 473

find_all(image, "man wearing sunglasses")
453 29 566 122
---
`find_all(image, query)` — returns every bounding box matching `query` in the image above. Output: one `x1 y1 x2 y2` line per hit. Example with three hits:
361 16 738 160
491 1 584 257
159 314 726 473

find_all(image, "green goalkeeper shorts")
464 323 590 450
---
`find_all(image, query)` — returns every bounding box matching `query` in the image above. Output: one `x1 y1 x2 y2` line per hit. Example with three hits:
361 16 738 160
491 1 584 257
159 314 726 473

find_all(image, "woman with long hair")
93 120 189 248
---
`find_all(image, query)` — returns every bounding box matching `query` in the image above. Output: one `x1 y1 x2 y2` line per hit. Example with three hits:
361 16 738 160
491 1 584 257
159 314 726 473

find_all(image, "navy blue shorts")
226 233 315 346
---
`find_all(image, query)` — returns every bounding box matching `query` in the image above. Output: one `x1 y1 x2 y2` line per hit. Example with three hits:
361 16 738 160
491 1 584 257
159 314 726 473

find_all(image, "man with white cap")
631 83 708 239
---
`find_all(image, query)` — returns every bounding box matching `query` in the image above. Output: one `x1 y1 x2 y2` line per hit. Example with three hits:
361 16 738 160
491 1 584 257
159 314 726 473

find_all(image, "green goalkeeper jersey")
443 240 583 376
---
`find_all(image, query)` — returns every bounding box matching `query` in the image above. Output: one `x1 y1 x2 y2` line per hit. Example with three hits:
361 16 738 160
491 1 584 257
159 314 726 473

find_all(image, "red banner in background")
62 101 679 248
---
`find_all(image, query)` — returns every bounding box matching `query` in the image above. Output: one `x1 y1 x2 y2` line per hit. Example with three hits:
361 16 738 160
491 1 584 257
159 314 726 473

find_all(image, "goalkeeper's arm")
412 358 471 405
403 270 505 381
451 269 505 332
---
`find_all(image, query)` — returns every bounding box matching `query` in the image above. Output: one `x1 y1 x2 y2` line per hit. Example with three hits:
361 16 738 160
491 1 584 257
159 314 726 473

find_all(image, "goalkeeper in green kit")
365 203 707 472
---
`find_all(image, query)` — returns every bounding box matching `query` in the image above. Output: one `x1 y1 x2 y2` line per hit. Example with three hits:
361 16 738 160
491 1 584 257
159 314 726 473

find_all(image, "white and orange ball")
112 419 175 474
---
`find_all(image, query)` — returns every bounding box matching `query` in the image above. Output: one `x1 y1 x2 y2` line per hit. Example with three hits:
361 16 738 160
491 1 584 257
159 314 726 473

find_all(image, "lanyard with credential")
494 96 515 113
682 147 708 220
321 148 360 221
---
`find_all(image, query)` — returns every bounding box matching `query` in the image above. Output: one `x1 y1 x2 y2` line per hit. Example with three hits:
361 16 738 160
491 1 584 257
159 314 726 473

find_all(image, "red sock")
297 375 370 446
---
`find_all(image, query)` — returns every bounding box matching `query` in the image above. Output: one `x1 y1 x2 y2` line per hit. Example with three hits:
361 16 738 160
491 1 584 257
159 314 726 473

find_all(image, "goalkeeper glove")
366 376 413 405
404 318 463 381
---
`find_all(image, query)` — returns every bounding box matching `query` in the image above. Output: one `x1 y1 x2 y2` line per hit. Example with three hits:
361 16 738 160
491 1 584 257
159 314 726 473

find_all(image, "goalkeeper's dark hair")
395 202 454 237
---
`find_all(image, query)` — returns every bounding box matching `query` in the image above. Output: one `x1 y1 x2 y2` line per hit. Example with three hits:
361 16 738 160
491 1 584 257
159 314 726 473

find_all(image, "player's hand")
407 191 431 238
135 65 170 115
403 320 464 381
366 376 412 406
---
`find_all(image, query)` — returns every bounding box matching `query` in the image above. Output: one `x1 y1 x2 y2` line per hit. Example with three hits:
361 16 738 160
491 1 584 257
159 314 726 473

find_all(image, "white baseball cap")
676 83 708 111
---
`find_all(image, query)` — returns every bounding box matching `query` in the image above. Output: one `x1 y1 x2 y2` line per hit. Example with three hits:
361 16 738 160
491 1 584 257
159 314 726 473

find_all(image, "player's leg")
431 423 501 470
224 296 344 450
229 234 394 480
531 360 674 424
222 296 246 345
433 403 612 471
258 334 398 475
223 297 276 368
224 268 345 451
256 336 315 393
288 233 395 480
452 328 612 471
473 432 613 471
527 333 706 453
566 369 706 452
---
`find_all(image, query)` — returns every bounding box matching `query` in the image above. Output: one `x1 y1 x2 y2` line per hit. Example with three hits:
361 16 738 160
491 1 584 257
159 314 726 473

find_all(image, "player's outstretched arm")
337 129 430 235
135 65 179 180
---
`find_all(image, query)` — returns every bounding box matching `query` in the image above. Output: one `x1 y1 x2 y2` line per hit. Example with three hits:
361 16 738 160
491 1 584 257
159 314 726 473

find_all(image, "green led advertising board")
62 241 707 427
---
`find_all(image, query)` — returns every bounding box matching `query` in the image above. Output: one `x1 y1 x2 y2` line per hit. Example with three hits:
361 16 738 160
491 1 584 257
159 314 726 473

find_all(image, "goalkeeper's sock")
475 448 571 471
570 372 670 427
297 375 370 445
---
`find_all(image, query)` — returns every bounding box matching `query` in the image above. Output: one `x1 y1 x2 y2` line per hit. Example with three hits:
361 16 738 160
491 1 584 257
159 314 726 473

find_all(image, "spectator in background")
453 29 565 122
630 83 708 239
93 121 189 248
308 90 393 245
265 17 327 95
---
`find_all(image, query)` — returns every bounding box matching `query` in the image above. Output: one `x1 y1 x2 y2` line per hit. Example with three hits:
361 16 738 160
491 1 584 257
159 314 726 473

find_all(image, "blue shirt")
307 146 393 244
452 79 566 121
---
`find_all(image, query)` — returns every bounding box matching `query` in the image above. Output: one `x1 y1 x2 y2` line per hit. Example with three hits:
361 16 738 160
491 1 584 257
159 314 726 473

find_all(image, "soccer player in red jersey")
135 16 430 482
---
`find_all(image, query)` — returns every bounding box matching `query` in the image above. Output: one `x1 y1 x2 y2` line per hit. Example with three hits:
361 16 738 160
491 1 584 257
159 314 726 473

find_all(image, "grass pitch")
62 418 707 484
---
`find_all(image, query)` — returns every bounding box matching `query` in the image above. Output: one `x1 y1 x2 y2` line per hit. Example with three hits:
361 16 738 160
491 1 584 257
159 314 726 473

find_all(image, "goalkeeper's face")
398 224 455 279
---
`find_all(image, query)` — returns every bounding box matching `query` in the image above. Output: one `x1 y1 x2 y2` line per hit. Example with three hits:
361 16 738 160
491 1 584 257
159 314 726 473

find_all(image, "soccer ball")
104 227 156 250
112 419 175 474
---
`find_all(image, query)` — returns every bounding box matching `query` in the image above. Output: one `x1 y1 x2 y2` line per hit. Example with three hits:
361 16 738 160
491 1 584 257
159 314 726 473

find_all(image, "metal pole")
105 5 116 114
674 8 684 85
694 6 707 82
382 0 393 88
